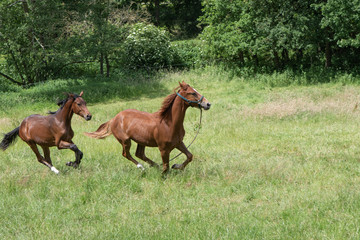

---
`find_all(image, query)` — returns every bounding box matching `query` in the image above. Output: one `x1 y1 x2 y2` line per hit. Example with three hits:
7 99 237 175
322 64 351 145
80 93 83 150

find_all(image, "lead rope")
169 108 203 162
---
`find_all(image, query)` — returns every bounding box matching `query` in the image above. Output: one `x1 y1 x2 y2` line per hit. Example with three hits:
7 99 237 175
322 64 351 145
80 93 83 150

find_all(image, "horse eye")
77 103 81 106
192 93 197 96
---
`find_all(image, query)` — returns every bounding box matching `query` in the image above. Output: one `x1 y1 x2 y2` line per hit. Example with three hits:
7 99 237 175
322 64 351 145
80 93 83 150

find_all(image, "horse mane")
157 86 181 121
48 93 79 115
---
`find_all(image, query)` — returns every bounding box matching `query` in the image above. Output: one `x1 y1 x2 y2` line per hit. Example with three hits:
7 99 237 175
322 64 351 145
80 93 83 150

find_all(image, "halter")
176 91 204 107
169 91 205 162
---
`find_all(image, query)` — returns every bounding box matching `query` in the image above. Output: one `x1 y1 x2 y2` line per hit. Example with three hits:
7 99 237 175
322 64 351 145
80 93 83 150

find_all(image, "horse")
85 81 211 173
0 91 92 174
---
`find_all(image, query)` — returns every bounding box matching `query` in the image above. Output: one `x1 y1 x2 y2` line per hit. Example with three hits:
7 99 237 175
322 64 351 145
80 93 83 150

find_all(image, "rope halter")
176 92 204 108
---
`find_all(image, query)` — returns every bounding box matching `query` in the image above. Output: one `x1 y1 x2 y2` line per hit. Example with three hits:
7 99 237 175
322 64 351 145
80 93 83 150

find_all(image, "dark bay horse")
0 91 92 174
85 81 211 173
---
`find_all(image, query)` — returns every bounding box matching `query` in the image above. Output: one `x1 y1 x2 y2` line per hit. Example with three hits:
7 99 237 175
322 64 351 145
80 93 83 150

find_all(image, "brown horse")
85 81 211 173
0 91 92 174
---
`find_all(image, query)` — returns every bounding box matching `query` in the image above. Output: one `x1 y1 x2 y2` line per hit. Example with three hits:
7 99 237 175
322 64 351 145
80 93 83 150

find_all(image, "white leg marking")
50 166 60 174
137 163 145 170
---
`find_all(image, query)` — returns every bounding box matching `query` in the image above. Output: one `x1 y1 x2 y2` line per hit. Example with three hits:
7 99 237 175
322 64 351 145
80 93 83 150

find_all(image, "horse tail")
84 119 114 139
0 127 20 151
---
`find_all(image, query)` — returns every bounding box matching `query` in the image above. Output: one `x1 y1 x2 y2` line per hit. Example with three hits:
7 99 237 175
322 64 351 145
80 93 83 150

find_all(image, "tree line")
1 0 360 87
200 0 360 71
0 0 203 86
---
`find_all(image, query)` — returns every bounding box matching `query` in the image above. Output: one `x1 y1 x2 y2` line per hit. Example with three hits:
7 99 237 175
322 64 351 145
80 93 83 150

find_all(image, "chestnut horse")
0 91 92 174
85 81 211 173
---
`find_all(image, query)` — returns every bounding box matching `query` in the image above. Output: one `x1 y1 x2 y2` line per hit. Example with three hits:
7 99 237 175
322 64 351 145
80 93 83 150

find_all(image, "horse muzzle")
84 114 92 121
200 102 211 110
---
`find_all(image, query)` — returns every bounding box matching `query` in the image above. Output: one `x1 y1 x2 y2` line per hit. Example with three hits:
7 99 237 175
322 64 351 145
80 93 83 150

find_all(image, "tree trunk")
22 0 33 46
22 1 30 14
105 54 110 77
325 41 332 68
273 50 280 69
238 51 244 64
6 43 26 84
0 72 22 86
296 49 303 62
154 0 160 25
100 53 104 75
253 54 259 67
282 49 289 63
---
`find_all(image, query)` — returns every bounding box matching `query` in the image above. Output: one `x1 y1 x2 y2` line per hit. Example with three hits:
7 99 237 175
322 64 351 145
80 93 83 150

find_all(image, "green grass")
1 67 360 239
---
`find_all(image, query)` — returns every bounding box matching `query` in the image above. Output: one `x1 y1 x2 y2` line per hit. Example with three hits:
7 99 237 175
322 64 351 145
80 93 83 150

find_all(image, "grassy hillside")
1 68 360 239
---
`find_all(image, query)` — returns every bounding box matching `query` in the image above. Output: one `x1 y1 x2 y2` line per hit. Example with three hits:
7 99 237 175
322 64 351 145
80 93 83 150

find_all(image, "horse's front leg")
160 149 170 174
172 142 193 170
58 140 83 168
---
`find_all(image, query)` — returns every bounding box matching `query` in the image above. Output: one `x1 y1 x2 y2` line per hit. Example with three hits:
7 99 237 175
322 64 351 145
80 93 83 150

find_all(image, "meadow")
1 67 360 239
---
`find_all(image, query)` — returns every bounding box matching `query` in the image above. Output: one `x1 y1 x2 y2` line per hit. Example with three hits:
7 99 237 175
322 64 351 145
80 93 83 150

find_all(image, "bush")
171 39 205 68
121 23 175 69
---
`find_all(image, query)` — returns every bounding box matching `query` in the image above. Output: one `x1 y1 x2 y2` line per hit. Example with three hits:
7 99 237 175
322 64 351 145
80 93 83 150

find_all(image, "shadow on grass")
0 69 173 111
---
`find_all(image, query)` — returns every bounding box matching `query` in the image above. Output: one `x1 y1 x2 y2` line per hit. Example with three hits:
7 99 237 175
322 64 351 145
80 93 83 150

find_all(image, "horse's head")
71 91 92 121
177 81 211 110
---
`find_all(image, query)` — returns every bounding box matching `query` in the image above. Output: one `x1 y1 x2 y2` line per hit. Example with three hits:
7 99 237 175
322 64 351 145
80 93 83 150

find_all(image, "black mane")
48 93 79 115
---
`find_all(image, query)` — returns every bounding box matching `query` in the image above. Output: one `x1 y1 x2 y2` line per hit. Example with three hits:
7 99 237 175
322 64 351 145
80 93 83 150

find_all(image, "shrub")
171 39 205 68
121 23 175 69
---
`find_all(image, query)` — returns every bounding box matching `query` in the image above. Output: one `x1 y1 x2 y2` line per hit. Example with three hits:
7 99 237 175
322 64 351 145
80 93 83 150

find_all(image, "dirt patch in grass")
242 89 360 119
0 118 12 127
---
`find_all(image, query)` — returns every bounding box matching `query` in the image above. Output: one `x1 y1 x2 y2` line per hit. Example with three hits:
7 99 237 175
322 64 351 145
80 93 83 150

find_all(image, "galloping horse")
0 91 92 174
85 81 211 173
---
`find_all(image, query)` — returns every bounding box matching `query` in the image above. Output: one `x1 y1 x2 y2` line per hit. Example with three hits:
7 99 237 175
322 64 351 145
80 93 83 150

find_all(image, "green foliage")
2 0 360 87
121 23 175 69
318 0 360 48
169 0 203 37
199 0 314 68
127 0 203 37
0 0 67 85
199 0 360 70
0 0 150 85
171 39 205 68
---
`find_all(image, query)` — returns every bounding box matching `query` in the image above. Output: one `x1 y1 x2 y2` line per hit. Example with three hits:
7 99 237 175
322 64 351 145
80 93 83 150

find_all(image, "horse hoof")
172 164 183 170
66 161 73 166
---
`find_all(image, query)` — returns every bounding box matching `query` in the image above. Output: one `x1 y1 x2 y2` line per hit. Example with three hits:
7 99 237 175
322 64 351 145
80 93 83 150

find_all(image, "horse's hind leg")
41 146 53 165
135 144 158 167
171 141 193 170
28 142 59 174
116 138 145 170
40 146 59 174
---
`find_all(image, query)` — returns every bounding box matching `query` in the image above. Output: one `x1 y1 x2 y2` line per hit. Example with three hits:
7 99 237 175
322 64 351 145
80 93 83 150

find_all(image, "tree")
118 0 203 37
314 0 360 68
0 0 149 85
60 0 149 77
0 0 67 85
199 0 360 70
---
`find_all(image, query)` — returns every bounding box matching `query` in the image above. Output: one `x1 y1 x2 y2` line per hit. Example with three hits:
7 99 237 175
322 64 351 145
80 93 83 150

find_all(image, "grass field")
1 68 360 239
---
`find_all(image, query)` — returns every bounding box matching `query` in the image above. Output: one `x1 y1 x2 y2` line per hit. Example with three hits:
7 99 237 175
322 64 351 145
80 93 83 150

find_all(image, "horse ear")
79 91 83 97
179 81 188 89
